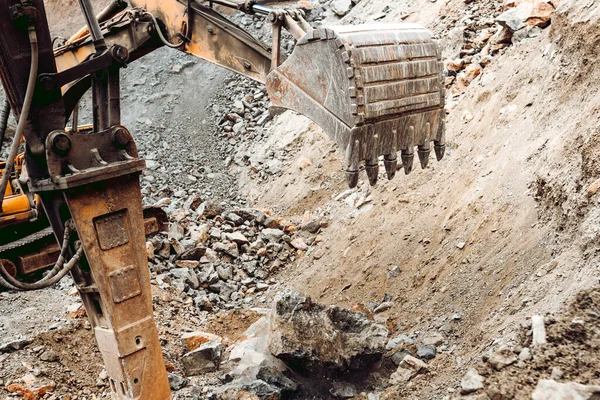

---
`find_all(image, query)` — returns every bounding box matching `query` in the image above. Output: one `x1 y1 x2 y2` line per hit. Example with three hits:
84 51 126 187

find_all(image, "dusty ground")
2 0 600 399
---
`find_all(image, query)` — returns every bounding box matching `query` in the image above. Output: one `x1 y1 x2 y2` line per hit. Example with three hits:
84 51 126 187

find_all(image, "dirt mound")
237 0 600 397
479 288 600 399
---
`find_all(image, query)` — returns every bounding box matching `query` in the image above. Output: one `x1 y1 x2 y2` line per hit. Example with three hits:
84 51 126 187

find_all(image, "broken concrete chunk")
268 291 388 373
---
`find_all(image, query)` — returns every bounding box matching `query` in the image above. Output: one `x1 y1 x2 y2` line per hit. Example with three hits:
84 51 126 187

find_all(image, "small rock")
198 200 223 218
169 223 185 241
225 231 249 245
146 241 155 260
456 63 482 91
301 219 321 234
214 242 239 258
256 366 298 395
297 157 312 170
532 315 547 346
290 238 308 251
168 373 188 391
331 0 353 16
175 260 200 269
487 349 517 370
39 349 59 362
400 355 430 374
180 341 223 376
260 228 285 242
551 366 564 380
216 264 234 281
518 347 532 361
181 331 223 352
329 381 357 398
422 333 445 347
389 366 414 384
416 344 436 360
586 177 600 197
461 368 485 394
180 246 207 261
386 334 416 350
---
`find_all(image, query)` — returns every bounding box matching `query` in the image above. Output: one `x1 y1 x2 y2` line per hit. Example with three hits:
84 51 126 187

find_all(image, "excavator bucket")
266 24 445 187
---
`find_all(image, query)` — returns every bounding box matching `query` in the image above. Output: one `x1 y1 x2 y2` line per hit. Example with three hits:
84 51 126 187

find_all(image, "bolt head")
111 46 129 63
52 133 71 155
113 127 131 147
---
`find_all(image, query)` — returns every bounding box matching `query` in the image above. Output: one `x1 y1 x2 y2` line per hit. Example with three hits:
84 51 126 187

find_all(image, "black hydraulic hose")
0 244 84 291
0 224 83 291
0 99 10 154
144 11 186 48
0 23 38 210
31 226 72 282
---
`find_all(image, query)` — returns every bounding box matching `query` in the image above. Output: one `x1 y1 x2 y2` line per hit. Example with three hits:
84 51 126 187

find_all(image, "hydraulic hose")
0 223 84 291
144 11 185 48
0 244 84 291
0 23 38 210
30 226 72 282
0 99 10 154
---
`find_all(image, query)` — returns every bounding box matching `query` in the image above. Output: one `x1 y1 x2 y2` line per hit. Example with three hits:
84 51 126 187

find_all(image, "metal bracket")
31 125 145 191
38 44 129 92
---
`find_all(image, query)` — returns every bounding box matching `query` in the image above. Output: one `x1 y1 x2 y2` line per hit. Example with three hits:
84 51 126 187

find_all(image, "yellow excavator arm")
0 1 445 399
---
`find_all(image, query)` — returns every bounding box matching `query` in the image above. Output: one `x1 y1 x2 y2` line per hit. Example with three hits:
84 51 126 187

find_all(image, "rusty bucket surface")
267 23 445 187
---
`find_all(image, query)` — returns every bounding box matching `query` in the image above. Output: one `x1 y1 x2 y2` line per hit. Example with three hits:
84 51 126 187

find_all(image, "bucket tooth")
365 159 379 186
434 141 445 161
434 123 446 161
418 144 430 169
384 154 397 180
346 169 359 188
401 149 414 175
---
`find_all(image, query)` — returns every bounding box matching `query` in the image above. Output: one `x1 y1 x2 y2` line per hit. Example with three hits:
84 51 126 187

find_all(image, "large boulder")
267 291 389 373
